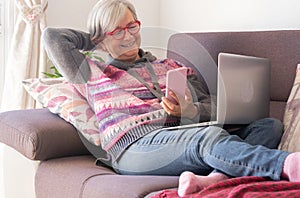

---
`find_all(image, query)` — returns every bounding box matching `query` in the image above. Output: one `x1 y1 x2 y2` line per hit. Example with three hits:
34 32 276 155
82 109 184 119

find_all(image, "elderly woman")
42 0 299 196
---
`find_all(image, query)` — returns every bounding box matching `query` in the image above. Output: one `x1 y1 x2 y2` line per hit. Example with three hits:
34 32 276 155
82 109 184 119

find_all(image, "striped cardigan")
85 57 191 160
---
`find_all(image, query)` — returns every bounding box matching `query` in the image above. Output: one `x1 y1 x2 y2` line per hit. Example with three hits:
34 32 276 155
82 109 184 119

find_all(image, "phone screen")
165 67 188 104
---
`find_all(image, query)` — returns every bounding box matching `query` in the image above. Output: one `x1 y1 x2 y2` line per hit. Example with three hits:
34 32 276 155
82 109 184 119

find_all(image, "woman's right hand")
161 88 198 119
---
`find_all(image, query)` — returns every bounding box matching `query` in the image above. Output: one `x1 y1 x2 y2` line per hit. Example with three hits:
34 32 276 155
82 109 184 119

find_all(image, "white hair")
87 0 138 44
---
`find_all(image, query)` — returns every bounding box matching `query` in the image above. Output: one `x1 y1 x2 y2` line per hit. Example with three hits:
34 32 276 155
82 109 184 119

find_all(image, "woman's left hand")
161 88 198 119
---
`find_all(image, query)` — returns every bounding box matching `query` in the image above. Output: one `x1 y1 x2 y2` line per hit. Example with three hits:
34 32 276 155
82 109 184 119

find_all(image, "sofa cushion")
279 64 300 152
35 155 179 198
269 101 286 121
0 108 90 160
22 78 100 146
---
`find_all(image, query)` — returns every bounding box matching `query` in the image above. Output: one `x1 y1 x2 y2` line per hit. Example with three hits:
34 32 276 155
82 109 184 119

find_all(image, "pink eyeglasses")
106 20 141 40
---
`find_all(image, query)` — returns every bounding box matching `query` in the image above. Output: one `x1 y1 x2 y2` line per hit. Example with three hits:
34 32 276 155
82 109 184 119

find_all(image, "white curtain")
0 0 48 111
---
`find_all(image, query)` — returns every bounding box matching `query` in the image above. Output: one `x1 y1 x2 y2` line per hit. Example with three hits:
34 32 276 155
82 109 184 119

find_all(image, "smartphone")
165 67 188 104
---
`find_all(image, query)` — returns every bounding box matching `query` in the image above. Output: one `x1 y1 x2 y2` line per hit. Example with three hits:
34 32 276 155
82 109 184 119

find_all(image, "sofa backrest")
167 30 300 120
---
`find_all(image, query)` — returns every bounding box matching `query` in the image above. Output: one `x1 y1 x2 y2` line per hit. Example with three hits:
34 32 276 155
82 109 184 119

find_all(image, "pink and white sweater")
83 57 192 160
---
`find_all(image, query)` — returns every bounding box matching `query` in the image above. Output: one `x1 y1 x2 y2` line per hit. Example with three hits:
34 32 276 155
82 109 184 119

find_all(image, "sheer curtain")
0 0 48 111
1 0 48 197
0 1 15 197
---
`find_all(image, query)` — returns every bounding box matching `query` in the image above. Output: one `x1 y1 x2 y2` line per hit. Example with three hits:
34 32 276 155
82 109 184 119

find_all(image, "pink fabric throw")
151 176 300 198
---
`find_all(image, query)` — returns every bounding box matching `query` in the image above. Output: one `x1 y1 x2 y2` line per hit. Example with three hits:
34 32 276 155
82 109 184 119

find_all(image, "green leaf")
43 51 104 78
42 72 59 78
93 55 105 62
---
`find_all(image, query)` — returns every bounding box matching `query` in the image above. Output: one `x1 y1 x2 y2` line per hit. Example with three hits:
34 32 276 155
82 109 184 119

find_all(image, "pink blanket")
152 176 300 198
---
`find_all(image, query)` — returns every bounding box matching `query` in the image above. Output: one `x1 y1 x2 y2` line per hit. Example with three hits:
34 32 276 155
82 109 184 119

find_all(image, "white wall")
0 144 4 198
46 0 160 30
129 0 160 27
160 0 300 32
128 0 169 58
128 0 300 59
41 0 300 43
138 0 300 57
0 1 4 112
47 0 99 31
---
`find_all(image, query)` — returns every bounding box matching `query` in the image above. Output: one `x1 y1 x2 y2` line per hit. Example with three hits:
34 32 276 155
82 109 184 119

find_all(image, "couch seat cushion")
35 155 179 198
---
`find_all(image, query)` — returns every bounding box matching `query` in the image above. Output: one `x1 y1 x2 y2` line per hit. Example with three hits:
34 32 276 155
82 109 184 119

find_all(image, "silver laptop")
166 52 270 130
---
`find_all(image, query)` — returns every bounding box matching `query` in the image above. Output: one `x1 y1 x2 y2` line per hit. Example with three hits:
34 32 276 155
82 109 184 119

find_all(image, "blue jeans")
112 118 289 181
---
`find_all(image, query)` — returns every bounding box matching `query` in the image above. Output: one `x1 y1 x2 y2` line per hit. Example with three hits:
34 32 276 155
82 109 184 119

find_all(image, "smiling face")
101 9 141 62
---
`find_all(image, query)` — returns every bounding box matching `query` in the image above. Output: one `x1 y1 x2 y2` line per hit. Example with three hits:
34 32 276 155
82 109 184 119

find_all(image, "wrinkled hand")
161 88 198 119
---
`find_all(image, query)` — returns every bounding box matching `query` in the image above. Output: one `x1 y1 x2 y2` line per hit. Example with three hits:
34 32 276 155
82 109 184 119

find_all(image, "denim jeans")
112 118 289 181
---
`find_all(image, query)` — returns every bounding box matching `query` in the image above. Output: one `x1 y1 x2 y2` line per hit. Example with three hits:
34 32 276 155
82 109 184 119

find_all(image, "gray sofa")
0 30 299 197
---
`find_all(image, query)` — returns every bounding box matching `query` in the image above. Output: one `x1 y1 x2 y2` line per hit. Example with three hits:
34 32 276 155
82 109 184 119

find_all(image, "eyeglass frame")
106 20 141 40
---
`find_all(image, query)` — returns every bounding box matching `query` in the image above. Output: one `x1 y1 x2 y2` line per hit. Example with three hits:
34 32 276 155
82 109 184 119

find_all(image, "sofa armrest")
0 108 90 160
